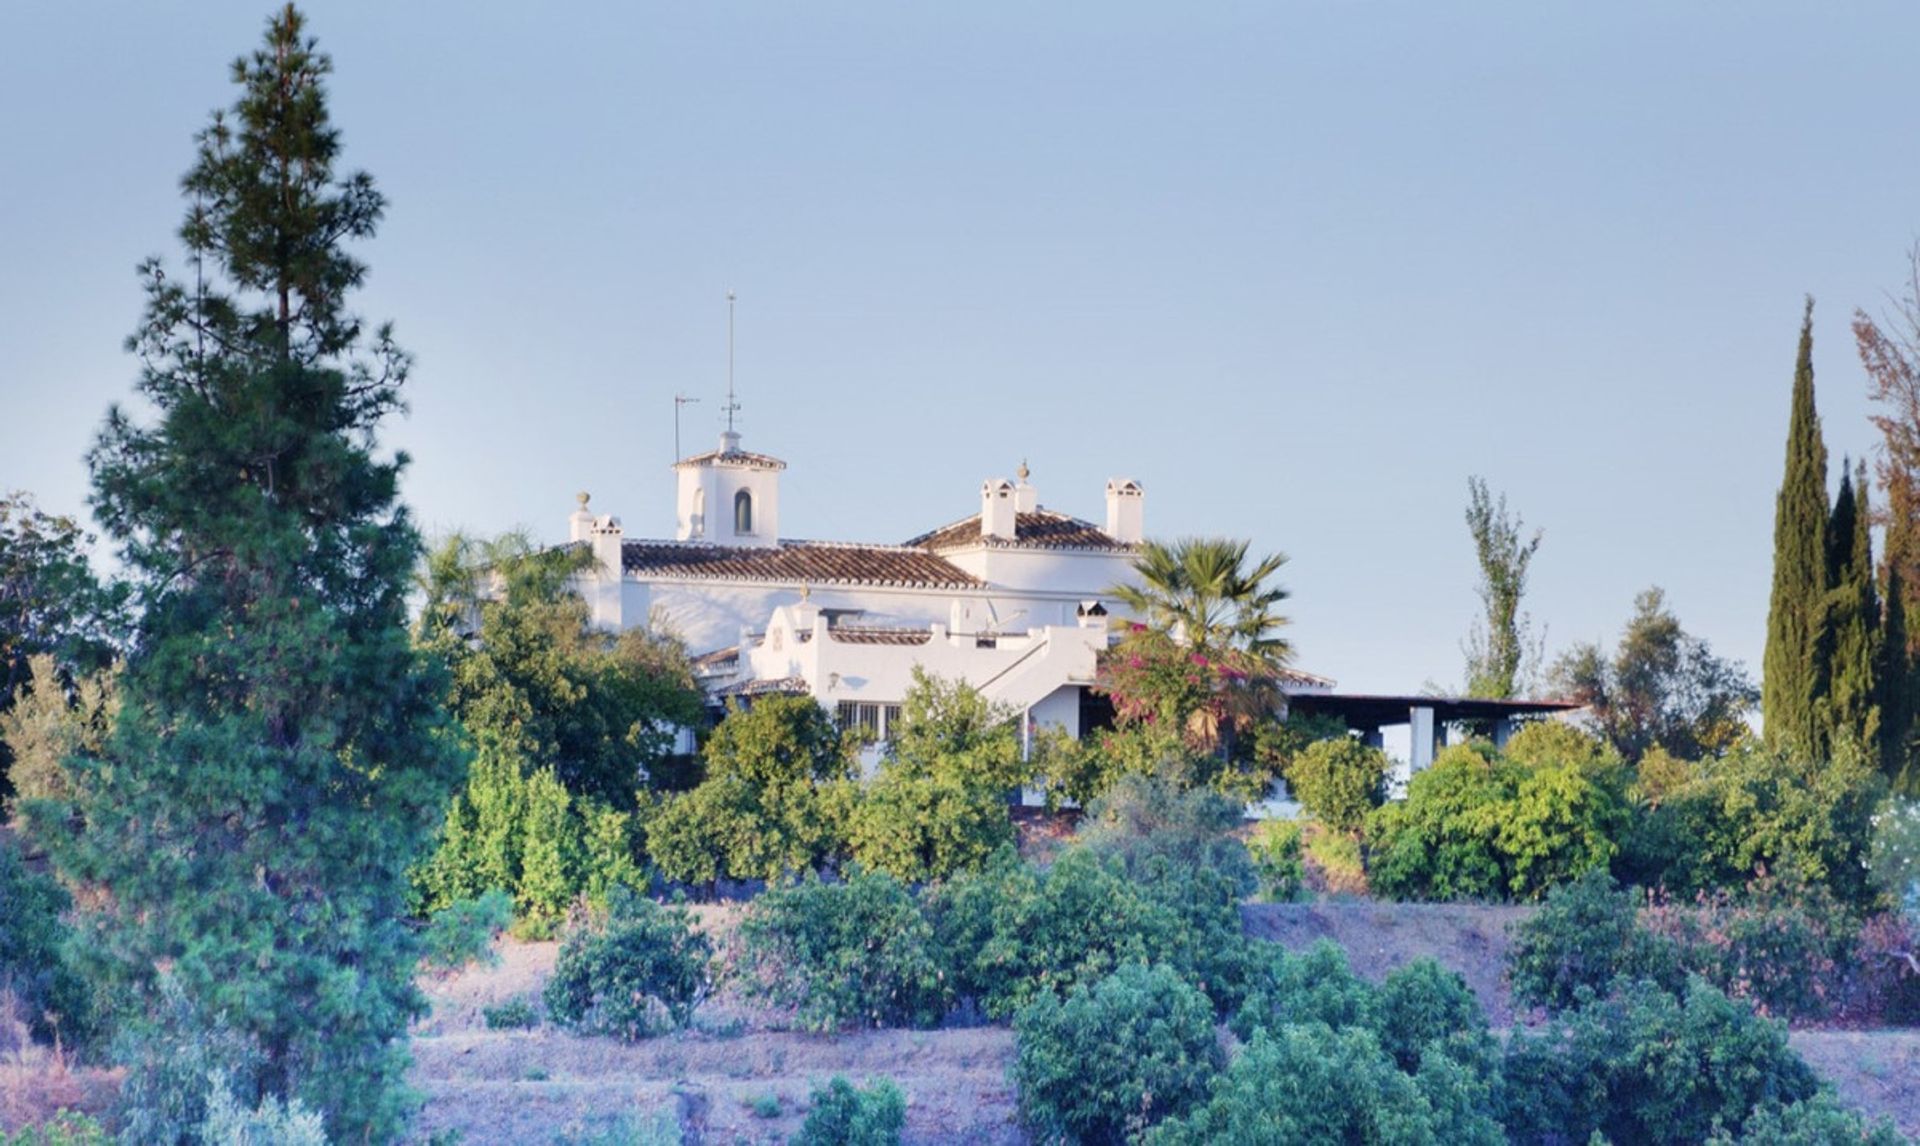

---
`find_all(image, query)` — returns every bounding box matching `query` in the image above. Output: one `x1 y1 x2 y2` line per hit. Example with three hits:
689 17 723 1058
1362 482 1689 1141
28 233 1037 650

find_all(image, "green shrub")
1507 869 1686 1013
736 869 947 1031
1247 819 1305 902
1077 774 1256 896
0 836 97 1052
1141 1024 1503 1146
0 1111 111 1146
543 892 711 1040
420 888 514 974
647 697 854 884
794 1077 907 1146
925 847 1250 1020
1708 1096 1907 1145
1229 939 1374 1043
200 1069 329 1145
1870 797 1920 921
1011 962 1220 1145
845 770 1012 882
1364 743 1623 902
746 1092 782 1118
1640 882 1854 1023
483 996 538 1030
1282 736 1388 834
1373 958 1497 1077
1502 977 1820 1145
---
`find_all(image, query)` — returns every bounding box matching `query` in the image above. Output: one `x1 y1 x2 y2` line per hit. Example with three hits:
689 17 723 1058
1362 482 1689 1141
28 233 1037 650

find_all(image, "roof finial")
1016 459 1030 482
723 290 741 435
577 491 590 508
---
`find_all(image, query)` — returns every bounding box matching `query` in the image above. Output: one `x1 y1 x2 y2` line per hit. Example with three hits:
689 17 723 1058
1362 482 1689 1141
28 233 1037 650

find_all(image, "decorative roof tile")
826 626 934 646
674 447 787 471
622 539 984 589
906 508 1134 553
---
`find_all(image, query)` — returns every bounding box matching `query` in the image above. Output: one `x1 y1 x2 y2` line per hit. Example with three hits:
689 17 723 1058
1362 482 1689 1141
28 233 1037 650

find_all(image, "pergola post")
1409 705 1438 772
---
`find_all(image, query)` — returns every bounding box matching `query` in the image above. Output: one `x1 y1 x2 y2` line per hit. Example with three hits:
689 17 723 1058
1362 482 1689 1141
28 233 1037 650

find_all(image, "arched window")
734 489 754 535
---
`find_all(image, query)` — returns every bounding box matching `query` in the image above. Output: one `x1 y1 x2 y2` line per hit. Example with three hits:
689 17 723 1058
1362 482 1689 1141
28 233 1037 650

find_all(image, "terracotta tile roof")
622 539 984 589
826 626 934 646
906 508 1134 553
674 447 787 471
1273 667 1337 691
690 646 740 670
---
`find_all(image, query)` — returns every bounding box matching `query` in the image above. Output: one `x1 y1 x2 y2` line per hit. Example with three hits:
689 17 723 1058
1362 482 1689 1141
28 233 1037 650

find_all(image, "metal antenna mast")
722 290 741 433
673 393 701 461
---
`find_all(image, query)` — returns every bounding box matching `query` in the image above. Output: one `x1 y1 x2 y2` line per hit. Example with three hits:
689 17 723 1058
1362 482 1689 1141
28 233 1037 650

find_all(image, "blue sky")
4 2 1917 693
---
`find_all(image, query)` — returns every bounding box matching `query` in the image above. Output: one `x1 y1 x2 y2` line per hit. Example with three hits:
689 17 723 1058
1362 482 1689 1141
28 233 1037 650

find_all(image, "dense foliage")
1280 735 1388 833
648 696 854 885
0 834 97 1051
1365 737 1625 902
415 533 702 932
544 892 711 1040
734 869 947 1031
793 1077 907 1146
1011 961 1220 1145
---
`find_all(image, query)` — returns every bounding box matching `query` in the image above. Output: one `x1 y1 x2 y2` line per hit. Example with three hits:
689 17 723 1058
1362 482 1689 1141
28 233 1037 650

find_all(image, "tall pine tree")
1763 299 1831 757
58 7 461 1139
1882 562 1915 791
1820 460 1880 759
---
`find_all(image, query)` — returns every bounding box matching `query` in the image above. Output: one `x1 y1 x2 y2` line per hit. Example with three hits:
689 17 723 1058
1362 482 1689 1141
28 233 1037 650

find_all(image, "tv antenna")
673 393 701 461
721 289 741 434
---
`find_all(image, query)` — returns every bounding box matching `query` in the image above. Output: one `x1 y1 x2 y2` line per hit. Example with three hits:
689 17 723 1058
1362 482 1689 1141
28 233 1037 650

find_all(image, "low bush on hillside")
544 892 711 1041
1142 1023 1504 1146
418 888 514 974
1507 869 1687 1012
1011 962 1220 1146
1076 774 1256 896
1246 818 1305 902
0 1112 111 1146
924 846 1253 1020
794 1077 907 1146
735 869 947 1031
1502 978 1822 1144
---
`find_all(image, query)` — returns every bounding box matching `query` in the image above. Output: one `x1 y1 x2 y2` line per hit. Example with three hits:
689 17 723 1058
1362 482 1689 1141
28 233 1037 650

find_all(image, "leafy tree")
51 8 466 1139
1765 300 1833 759
1462 475 1543 699
0 493 125 802
1076 773 1256 895
1506 869 1686 1013
1 654 117 819
1549 588 1757 762
1281 735 1388 834
420 532 704 809
845 670 1027 881
1011 961 1220 1146
647 695 854 884
0 832 99 1052
1858 244 1920 791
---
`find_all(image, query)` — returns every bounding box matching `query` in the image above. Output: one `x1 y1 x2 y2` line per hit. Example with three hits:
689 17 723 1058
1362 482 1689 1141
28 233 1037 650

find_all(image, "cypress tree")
1820 461 1881 759
1881 563 1915 792
60 8 461 1139
1763 299 1831 757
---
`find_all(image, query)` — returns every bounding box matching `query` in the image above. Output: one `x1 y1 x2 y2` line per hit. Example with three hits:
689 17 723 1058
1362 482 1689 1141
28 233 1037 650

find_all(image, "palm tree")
1107 537 1294 756
1111 537 1294 669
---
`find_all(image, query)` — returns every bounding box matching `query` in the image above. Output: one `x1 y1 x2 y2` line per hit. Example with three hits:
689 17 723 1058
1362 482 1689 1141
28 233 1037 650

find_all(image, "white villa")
565 425 1569 778
565 427 1213 746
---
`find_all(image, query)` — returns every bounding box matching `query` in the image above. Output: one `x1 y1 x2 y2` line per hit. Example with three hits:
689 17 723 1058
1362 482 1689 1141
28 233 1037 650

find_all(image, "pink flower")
1190 653 1210 667
1129 655 1145 669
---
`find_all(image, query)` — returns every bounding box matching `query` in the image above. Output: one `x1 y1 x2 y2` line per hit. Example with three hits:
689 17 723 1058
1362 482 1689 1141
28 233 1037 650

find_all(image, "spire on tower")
722 289 741 434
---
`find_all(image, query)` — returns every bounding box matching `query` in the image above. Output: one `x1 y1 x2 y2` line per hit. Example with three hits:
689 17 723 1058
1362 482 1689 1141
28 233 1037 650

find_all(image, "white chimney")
586 514 624 630
1014 460 1037 512
981 478 1017 540
569 491 595 543
1105 478 1144 544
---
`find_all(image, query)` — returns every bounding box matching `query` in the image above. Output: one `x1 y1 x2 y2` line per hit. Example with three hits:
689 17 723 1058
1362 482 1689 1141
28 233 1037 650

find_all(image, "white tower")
674 290 784 545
